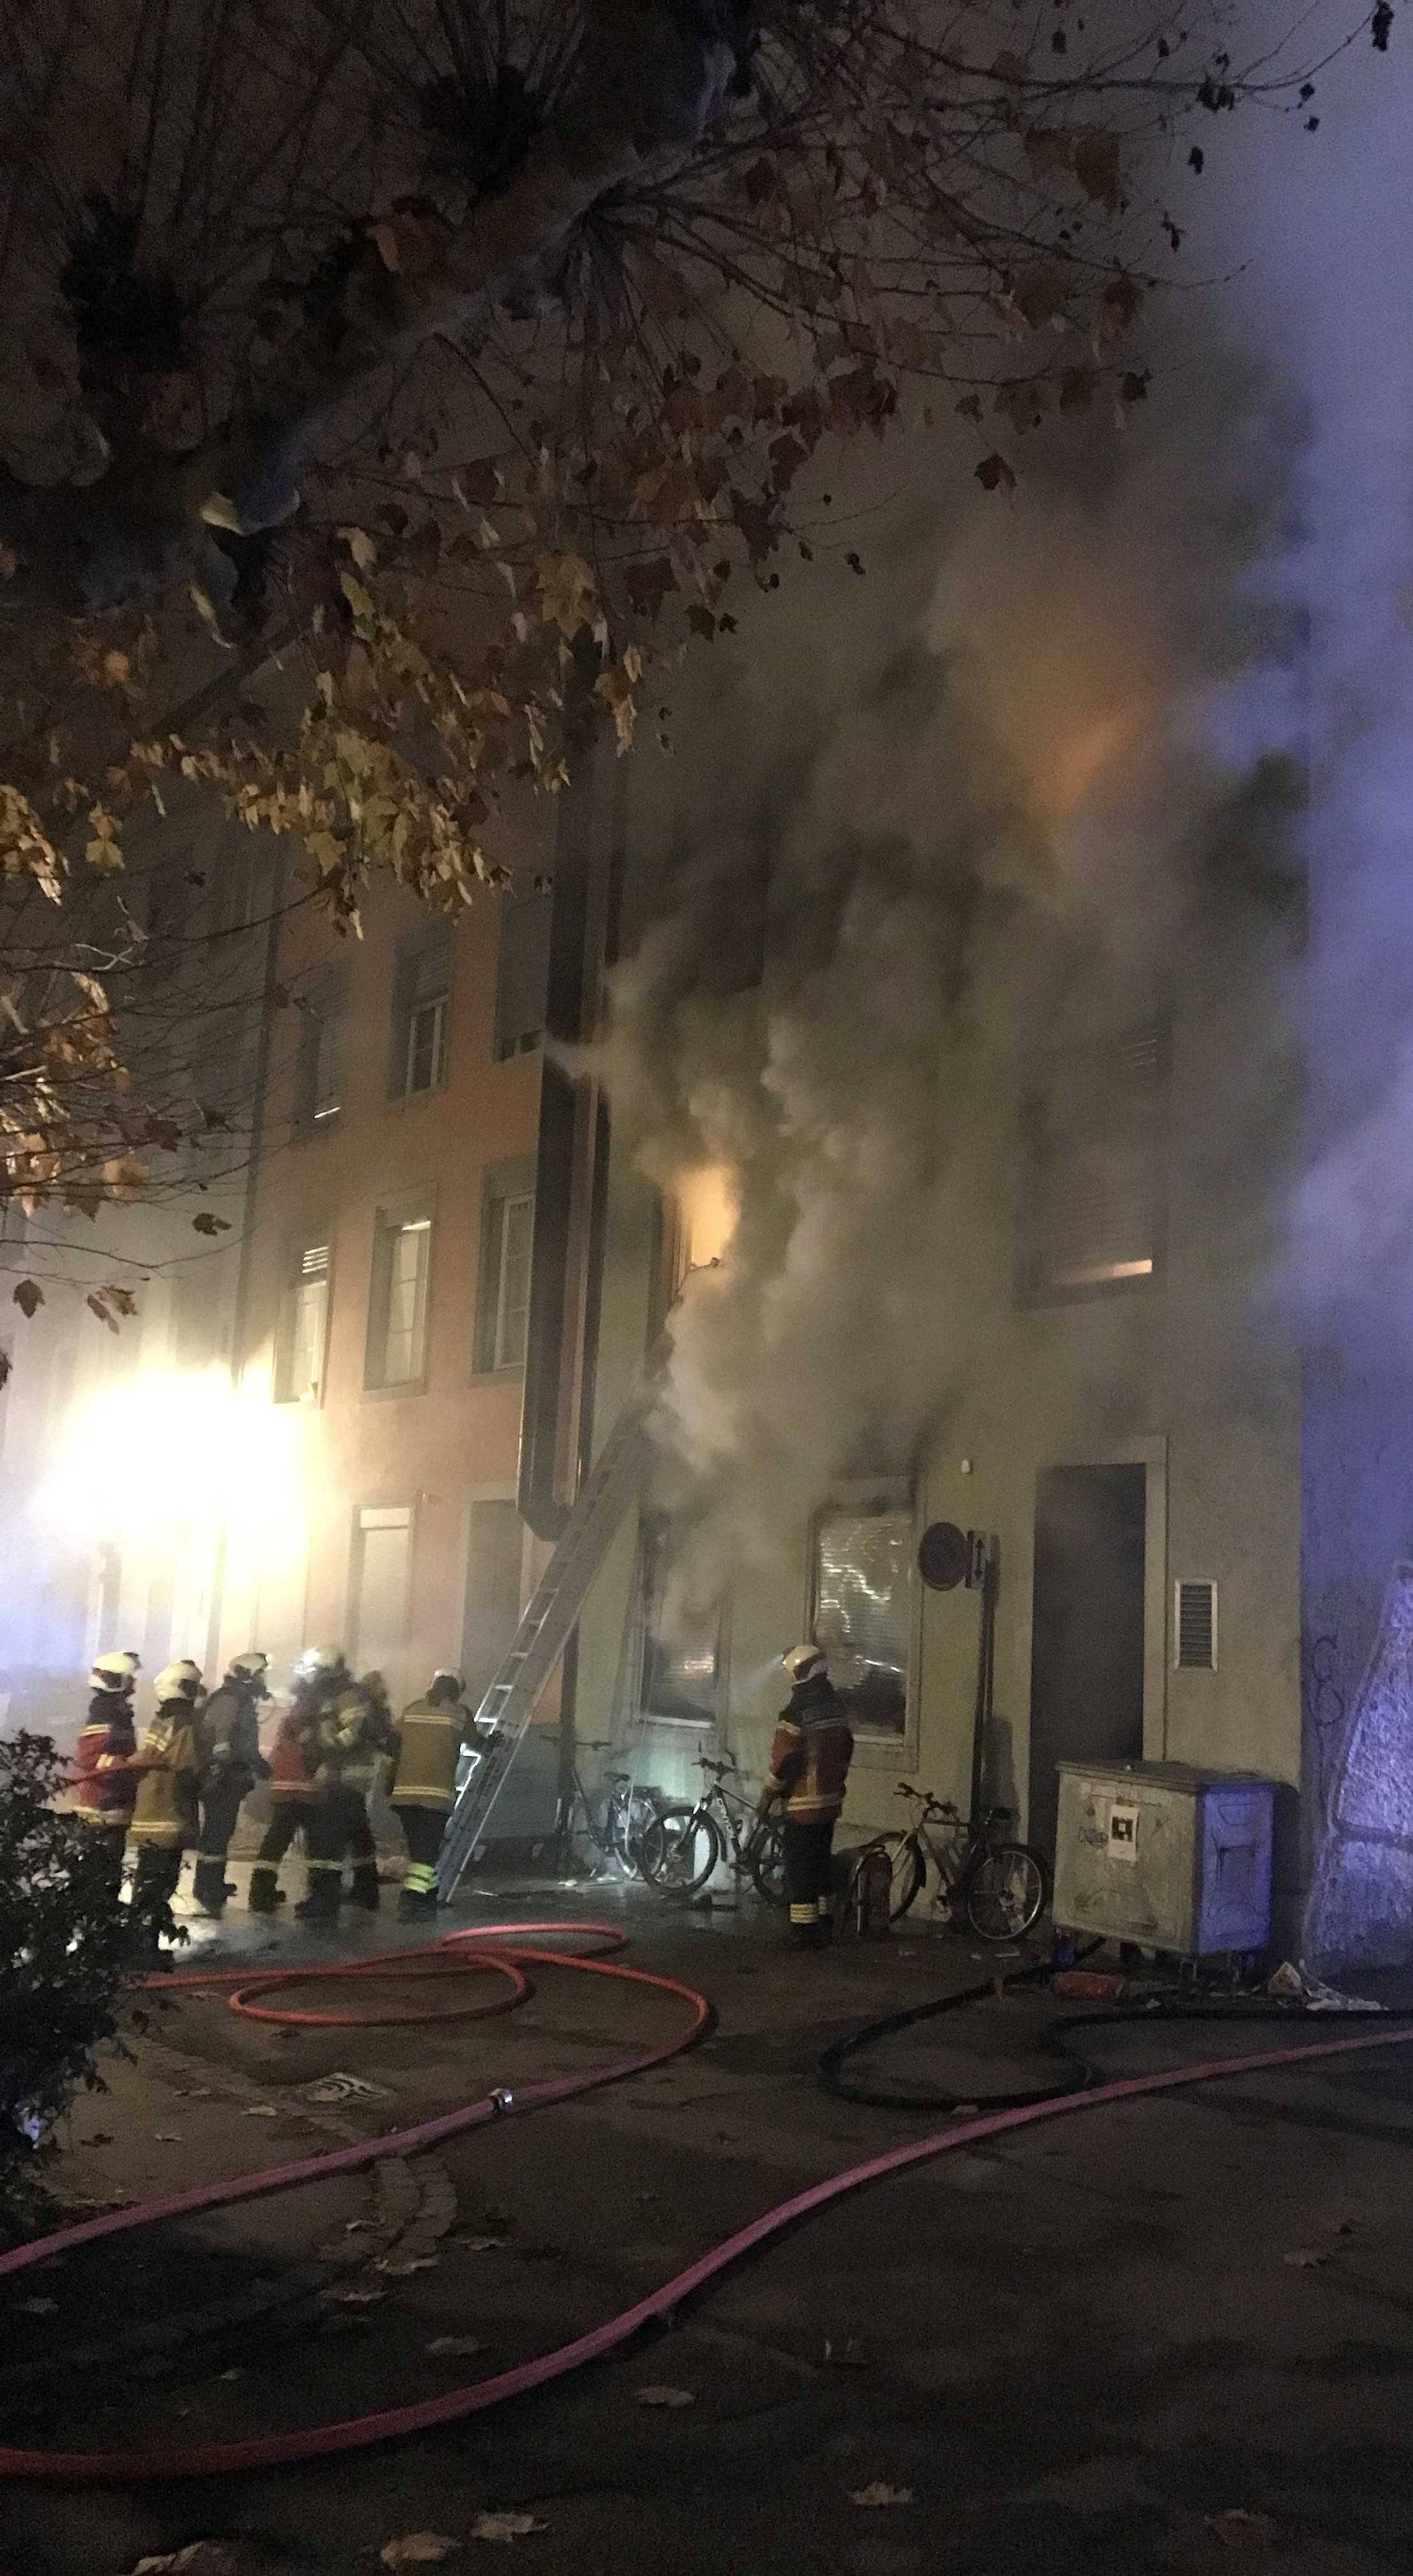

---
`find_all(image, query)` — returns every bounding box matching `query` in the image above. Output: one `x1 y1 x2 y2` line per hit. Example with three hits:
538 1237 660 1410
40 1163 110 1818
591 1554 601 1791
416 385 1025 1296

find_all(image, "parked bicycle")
637 1755 787 1906
553 1741 667 1876
849 1784 1049 1941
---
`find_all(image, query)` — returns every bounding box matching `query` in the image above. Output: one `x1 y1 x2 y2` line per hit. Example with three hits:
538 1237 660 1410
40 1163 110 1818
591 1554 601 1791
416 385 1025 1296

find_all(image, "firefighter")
72 1650 144 1895
191 1649 273 1915
759 1643 854 1949
388 1671 502 1921
248 1647 342 1913
129 1659 203 1935
298 1664 386 1922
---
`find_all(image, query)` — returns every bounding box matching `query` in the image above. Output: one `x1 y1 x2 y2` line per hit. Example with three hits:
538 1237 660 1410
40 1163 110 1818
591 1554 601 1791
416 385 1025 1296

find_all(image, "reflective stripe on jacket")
389 1696 465 1812
764 1676 854 1823
130 1702 200 1848
72 1691 140 1825
269 1703 318 1802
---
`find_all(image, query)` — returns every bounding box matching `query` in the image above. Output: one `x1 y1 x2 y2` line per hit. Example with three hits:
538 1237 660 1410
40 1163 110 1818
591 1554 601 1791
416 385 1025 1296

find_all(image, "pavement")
4 1866 1413 2576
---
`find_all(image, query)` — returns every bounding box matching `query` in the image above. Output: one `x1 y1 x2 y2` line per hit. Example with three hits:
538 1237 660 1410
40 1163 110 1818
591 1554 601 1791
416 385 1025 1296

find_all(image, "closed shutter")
1025 1027 1164 1298
493 889 551 1061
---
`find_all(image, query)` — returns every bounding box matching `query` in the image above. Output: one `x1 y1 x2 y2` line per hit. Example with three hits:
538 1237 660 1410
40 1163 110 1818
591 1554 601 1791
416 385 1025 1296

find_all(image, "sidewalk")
5 1878 1413 2576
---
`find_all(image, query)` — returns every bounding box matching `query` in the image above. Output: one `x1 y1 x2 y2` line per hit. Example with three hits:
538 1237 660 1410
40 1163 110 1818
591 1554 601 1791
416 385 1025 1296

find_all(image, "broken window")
639 1517 720 1727
812 1487 913 1737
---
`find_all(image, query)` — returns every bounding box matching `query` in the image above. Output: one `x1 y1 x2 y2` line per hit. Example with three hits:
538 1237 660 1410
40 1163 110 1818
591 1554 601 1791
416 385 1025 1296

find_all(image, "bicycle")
552 1742 667 1876
849 1783 1049 1942
637 1755 787 1906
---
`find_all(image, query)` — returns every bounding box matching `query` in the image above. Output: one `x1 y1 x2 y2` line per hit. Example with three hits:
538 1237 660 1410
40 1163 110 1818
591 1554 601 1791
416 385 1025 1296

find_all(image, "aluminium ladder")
436 1382 654 1900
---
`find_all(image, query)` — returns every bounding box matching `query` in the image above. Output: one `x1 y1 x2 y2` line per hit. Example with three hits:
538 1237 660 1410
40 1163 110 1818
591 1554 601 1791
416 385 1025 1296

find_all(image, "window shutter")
1175 1580 1217 1670
1024 1025 1164 1299
493 889 551 1061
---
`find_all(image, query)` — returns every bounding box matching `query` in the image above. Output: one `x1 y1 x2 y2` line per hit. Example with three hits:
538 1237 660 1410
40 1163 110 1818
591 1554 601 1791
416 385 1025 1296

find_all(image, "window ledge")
385 1080 450 1114
469 1365 525 1387
361 1378 430 1402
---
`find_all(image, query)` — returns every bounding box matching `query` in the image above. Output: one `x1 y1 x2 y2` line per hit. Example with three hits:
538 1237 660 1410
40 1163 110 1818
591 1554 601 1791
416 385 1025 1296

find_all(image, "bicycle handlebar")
896 1781 957 1817
698 1756 740 1778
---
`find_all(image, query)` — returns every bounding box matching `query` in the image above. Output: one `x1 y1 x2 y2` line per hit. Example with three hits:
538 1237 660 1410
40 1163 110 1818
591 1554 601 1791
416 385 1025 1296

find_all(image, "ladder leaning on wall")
435 1380 654 1901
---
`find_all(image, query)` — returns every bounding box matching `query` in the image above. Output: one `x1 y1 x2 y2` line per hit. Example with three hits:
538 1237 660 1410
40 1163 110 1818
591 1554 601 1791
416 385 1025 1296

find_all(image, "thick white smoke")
602 333 1308 1619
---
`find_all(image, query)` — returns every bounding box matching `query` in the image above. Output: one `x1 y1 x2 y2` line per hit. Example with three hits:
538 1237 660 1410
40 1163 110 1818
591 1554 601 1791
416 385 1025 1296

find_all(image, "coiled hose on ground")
2 1925 1412 2481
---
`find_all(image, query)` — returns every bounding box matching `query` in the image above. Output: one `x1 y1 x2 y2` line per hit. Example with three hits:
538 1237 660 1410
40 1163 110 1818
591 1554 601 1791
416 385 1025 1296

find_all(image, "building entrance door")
1028 1464 1147 1858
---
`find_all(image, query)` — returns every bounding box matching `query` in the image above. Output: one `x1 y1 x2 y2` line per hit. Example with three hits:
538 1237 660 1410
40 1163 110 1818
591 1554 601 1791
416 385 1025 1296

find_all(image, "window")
351 1504 412 1677
296 972 345 1130
639 1518 720 1726
366 1202 433 1390
1019 1026 1166 1303
812 1489 913 1737
475 1160 535 1372
390 924 453 1099
493 885 551 1061
275 1237 330 1404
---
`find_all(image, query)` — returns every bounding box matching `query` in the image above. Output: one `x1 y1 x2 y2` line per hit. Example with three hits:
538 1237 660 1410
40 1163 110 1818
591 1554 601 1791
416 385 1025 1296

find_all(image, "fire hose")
2 1925 1412 2481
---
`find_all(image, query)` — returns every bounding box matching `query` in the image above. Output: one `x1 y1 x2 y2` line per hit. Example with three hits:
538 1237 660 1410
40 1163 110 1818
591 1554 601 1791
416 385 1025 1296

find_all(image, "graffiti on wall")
1305 1563 1413 1970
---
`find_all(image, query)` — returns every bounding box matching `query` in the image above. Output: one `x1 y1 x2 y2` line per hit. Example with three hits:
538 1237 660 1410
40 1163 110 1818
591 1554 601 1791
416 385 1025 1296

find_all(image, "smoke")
601 334 1308 1618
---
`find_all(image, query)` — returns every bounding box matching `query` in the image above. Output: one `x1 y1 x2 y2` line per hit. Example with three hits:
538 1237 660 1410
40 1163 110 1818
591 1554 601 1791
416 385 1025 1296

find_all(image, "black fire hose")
818 1956 1413 2116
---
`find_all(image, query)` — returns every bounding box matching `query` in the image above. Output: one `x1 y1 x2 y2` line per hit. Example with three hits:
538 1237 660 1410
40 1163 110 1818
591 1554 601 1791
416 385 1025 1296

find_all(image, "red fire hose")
1 1925 1410 2483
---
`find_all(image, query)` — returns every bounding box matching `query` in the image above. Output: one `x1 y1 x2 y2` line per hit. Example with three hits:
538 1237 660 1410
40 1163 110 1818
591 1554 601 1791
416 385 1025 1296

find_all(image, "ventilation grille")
1175 1579 1217 1670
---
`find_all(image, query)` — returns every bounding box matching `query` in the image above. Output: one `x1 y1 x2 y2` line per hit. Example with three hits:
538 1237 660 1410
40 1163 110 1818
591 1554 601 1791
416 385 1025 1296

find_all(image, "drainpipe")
202 840 285 1677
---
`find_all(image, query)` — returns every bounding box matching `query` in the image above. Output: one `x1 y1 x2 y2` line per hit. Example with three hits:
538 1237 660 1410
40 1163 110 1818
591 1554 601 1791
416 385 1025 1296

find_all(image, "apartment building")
224 835 552 1721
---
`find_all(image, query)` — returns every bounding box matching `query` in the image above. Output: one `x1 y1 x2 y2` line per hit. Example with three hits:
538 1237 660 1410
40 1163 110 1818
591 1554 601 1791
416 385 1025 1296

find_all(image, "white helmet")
227 1649 270 1688
154 1658 202 1702
782 1643 827 1684
295 1645 343 1679
91 1649 140 1692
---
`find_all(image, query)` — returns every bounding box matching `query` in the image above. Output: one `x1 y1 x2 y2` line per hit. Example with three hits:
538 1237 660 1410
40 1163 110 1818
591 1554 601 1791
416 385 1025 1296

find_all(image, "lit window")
1020 1027 1165 1301
812 1494 912 1738
367 1207 432 1390
275 1239 330 1404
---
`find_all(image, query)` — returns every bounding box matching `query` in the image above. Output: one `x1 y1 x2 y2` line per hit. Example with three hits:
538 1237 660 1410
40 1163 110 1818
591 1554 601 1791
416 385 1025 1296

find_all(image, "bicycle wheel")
965 1843 1048 1942
617 1788 662 1869
746 1815 787 1908
637 1805 723 1896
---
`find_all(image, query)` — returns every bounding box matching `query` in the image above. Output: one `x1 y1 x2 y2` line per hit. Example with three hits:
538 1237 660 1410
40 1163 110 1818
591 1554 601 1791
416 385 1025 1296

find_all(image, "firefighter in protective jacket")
389 1671 502 1920
299 1666 389 1922
191 1649 272 1914
247 1648 341 1913
129 1660 203 1933
759 1645 854 1947
72 1650 144 1895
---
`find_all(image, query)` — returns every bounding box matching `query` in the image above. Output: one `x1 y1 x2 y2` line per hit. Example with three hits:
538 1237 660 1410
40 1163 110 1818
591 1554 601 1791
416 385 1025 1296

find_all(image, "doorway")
1029 1464 1147 1857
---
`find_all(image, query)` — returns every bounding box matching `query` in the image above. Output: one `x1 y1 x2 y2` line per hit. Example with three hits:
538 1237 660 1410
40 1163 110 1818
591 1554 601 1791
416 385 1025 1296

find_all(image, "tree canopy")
0 0 1386 1267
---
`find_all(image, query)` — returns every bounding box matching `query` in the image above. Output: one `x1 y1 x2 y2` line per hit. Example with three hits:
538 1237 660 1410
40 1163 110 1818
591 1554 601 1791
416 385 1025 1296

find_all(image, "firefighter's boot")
192 1855 229 1914
397 1886 438 1924
247 1864 285 1913
294 1866 341 1924
350 1858 380 1911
